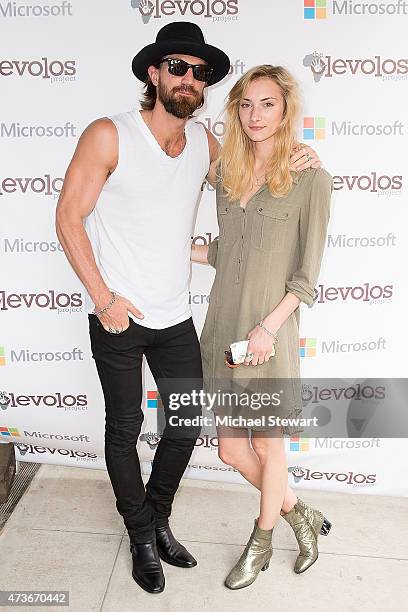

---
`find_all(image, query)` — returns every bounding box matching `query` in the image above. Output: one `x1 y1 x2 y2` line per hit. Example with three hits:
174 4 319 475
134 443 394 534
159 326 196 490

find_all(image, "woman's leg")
217 425 297 513
250 429 287 530
217 425 260 482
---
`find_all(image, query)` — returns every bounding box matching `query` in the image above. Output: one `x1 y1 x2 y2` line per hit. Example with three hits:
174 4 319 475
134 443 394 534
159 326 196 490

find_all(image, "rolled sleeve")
285 169 333 306
207 237 219 269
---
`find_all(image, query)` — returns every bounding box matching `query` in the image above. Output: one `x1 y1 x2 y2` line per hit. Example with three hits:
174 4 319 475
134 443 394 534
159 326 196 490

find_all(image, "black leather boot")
155 524 197 568
130 538 165 593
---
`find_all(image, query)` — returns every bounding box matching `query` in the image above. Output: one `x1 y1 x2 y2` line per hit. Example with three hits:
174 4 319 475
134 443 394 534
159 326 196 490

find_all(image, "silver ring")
306 153 312 162
108 327 122 334
245 352 254 361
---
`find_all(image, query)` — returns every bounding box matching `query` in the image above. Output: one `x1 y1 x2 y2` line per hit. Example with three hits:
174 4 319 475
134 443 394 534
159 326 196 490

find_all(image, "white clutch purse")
229 340 276 365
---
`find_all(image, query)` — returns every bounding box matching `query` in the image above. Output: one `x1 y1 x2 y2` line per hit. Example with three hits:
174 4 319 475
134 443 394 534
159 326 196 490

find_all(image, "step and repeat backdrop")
1 0 407 496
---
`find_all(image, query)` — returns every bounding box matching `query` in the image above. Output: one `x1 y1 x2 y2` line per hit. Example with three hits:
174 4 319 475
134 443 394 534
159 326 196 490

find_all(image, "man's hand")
290 143 321 173
97 294 144 333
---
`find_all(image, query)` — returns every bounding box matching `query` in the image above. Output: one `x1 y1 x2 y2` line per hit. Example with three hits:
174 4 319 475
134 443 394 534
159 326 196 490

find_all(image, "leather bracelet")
258 320 278 342
93 291 116 317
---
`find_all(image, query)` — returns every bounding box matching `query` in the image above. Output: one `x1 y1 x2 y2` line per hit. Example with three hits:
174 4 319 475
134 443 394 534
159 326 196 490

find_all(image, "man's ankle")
155 520 170 530
129 531 156 545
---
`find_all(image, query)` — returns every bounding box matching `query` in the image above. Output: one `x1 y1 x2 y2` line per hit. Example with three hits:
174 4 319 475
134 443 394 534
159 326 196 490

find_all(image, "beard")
157 80 203 119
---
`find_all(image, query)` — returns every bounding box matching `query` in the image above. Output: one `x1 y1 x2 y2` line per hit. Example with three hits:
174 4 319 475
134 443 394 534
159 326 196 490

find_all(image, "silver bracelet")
93 291 116 317
258 320 278 342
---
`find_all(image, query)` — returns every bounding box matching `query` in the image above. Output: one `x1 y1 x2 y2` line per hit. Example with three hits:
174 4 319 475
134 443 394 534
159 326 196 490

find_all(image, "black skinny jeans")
88 314 202 543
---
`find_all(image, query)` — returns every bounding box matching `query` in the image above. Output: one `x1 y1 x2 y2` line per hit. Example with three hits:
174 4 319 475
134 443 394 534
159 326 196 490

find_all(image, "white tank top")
84 109 209 329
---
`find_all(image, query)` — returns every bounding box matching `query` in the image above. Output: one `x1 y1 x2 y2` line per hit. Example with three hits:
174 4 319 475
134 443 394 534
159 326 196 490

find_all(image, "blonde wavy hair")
218 65 301 200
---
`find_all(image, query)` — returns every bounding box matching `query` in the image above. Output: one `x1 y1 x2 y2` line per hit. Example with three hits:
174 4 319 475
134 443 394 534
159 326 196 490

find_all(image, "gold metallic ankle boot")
282 497 332 573
224 519 273 590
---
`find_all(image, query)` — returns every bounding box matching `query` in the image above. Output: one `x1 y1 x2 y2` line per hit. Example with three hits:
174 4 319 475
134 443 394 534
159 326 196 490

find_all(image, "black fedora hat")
132 21 230 86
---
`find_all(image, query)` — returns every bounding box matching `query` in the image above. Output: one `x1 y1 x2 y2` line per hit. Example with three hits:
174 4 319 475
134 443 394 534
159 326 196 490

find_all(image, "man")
56 22 319 594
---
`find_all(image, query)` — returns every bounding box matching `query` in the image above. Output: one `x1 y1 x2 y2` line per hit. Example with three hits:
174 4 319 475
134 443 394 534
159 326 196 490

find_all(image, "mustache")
172 85 198 95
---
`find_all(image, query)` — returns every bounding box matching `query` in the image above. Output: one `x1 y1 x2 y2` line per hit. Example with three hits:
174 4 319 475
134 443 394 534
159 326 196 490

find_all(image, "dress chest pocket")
218 205 235 243
251 205 290 253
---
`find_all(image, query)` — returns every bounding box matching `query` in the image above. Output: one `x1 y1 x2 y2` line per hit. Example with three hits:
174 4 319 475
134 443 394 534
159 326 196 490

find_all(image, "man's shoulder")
76 118 118 164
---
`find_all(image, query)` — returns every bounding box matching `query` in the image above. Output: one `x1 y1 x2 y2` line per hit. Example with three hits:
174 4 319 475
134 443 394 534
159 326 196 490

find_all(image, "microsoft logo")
299 338 317 357
290 436 310 451
0 426 20 437
304 0 327 19
0 346 5 366
303 117 326 140
147 390 158 408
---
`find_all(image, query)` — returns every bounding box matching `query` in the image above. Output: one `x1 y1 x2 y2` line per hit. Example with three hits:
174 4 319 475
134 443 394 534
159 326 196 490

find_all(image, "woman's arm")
245 293 301 366
191 237 219 267
285 168 333 305
245 168 333 366
191 244 209 264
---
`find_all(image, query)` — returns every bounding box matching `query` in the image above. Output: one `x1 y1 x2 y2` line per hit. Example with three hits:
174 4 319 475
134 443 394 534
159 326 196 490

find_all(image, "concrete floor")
0 464 407 612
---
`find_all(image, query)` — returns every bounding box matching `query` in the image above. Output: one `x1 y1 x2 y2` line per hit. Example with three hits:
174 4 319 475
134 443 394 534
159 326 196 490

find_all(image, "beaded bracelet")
258 320 278 343
93 291 116 317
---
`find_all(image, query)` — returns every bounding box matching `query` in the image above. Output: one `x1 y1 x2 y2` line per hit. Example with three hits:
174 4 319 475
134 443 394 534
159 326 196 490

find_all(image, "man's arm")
204 127 320 182
55 118 143 330
204 128 221 188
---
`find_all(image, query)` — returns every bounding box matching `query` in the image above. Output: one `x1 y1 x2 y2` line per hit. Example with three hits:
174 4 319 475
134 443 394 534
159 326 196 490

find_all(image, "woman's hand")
244 324 278 366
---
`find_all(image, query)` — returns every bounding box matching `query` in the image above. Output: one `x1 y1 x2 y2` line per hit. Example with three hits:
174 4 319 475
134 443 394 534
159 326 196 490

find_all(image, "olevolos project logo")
0 57 77 83
303 51 408 82
332 173 402 196
130 0 239 23
15 443 98 463
314 283 393 304
0 174 63 197
0 290 83 313
288 465 377 487
0 390 88 411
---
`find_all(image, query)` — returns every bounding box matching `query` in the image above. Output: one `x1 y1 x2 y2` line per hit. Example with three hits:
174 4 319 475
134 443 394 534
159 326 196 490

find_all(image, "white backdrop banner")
1 0 407 496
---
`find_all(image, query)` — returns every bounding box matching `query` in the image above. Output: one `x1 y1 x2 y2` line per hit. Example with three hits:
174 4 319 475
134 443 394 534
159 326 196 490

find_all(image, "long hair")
140 76 156 111
218 65 301 201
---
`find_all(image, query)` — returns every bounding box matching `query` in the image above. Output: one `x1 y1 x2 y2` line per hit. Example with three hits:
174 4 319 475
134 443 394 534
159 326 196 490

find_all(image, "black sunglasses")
157 58 214 83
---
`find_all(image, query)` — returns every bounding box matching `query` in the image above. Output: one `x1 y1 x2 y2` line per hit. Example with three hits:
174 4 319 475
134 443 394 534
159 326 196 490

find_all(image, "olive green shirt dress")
200 167 333 435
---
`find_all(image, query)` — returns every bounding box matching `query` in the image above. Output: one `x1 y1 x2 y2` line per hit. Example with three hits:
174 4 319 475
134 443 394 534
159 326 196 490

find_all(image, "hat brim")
132 40 230 86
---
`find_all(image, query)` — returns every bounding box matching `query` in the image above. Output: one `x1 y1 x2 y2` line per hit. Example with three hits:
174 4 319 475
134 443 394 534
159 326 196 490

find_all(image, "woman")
191 65 333 590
